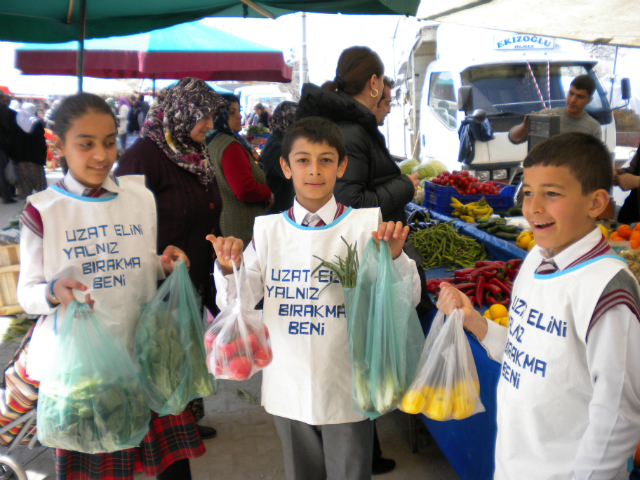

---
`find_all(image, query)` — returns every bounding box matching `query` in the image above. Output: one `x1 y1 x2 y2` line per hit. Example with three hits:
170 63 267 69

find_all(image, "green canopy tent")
0 0 420 43
1 0 419 91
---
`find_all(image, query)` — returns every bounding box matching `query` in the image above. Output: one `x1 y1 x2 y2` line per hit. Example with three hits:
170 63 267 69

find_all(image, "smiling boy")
438 133 640 479
210 116 421 480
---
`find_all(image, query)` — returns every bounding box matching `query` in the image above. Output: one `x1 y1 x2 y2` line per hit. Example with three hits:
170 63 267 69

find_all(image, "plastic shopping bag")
344 238 424 420
135 260 214 417
206 261 272 381
37 301 150 453
399 308 484 421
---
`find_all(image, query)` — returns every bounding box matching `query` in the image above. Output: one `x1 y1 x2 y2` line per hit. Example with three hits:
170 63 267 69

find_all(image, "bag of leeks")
313 237 424 420
134 260 215 417
37 301 150 453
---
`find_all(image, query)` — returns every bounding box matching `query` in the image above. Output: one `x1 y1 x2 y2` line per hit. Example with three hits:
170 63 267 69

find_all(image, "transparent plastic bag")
135 260 214 416
206 261 272 381
344 238 424 420
399 308 485 421
37 301 150 453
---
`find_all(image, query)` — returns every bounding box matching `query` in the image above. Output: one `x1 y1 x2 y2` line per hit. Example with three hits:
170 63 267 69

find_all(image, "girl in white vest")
16 93 205 480
211 117 422 480
437 133 640 480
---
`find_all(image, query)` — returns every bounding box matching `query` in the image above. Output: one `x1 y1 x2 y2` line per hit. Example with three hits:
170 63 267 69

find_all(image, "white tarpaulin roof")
417 0 640 48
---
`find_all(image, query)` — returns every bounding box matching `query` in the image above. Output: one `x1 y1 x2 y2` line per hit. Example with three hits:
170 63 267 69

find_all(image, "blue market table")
406 203 526 480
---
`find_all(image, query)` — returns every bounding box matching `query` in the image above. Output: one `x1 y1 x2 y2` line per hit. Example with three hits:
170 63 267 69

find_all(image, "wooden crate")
0 245 22 316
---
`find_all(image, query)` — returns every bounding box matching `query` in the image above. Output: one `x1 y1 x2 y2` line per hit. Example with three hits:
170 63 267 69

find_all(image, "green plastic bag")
344 238 424 420
37 301 150 453
135 260 215 416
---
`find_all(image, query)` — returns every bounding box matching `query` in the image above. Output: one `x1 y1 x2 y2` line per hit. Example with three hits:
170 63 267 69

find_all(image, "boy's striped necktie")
536 259 559 275
302 213 325 228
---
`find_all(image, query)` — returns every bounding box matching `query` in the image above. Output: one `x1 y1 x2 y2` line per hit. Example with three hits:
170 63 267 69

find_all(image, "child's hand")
437 282 488 340
161 245 189 275
51 278 94 309
206 235 243 275
372 221 410 260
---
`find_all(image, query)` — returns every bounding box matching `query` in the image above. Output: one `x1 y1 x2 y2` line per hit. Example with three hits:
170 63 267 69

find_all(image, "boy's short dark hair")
523 132 611 194
281 117 346 165
570 75 597 97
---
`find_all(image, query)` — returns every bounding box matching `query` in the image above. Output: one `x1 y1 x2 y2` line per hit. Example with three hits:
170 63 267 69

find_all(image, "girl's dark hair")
322 46 384 96
53 92 116 140
220 94 240 106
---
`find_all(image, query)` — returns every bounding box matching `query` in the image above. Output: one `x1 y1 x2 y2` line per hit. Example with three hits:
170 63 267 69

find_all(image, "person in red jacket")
207 94 273 246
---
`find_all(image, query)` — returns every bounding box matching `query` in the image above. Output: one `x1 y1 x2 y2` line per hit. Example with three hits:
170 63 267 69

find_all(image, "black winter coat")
296 84 414 224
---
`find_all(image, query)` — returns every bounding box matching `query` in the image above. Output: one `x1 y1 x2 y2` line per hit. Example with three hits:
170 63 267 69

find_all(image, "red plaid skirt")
53 409 205 480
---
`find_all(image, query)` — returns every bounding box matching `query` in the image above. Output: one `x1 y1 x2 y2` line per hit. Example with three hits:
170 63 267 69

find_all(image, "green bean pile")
409 222 486 270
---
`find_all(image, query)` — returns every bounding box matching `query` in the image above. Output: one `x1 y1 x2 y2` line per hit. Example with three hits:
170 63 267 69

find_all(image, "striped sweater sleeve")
588 269 640 341
19 204 43 238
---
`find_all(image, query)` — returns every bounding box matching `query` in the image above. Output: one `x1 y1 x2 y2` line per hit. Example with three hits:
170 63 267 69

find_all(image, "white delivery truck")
386 22 628 183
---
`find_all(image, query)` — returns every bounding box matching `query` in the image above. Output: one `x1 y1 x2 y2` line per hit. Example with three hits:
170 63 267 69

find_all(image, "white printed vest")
26 176 159 381
494 247 629 480
252 207 380 425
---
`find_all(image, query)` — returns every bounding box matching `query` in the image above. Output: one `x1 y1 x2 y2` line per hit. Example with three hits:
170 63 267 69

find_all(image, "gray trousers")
273 415 373 480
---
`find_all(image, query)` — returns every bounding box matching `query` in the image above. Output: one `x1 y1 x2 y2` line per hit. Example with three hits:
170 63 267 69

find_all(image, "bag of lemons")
399 308 484 421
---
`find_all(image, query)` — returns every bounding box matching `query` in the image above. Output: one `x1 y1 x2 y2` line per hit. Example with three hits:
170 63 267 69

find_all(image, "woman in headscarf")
259 101 297 214
12 102 47 199
116 77 225 441
116 96 131 149
207 94 273 246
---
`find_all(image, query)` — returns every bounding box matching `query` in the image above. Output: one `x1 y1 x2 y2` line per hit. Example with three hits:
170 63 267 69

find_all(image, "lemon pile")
483 304 509 327
400 379 480 421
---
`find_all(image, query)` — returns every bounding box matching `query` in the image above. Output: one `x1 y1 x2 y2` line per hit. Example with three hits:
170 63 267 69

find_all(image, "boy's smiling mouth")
533 222 554 229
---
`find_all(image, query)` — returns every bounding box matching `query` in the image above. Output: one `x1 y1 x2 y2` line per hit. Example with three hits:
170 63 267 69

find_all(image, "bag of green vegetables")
135 260 215 416
315 237 424 420
37 301 150 453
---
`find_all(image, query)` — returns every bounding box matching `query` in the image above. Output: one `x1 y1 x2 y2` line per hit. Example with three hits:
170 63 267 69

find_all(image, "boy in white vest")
438 132 640 480
209 116 421 480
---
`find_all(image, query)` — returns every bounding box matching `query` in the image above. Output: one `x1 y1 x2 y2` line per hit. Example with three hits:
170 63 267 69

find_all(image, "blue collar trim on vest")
50 184 119 202
282 207 353 231
533 254 625 280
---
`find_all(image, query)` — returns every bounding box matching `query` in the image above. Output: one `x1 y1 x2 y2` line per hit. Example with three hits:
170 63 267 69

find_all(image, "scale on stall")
527 113 561 152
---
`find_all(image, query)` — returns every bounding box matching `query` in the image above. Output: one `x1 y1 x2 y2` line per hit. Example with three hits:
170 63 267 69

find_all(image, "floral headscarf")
141 77 226 187
268 101 297 135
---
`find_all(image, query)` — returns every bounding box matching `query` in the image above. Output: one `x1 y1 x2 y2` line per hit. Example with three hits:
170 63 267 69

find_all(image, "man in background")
508 74 602 143
372 77 394 127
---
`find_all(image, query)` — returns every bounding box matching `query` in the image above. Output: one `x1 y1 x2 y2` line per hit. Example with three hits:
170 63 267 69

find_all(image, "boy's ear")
588 189 610 219
279 157 292 179
337 156 348 178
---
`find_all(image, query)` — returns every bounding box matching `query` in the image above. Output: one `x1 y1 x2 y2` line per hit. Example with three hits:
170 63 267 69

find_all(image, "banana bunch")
450 197 493 222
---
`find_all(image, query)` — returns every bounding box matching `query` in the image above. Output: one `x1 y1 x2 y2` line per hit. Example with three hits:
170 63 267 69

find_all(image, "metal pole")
609 46 619 103
301 12 309 90
152 73 156 98
77 0 87 93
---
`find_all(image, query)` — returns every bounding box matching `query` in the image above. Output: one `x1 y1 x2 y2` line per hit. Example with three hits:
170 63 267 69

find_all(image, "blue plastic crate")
424 181 516 216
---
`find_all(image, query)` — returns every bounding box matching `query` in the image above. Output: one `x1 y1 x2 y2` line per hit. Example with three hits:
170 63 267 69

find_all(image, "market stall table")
406 203 526 480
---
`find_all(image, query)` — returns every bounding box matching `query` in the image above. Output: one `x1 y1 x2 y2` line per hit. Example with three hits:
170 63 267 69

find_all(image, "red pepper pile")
426 259 522 308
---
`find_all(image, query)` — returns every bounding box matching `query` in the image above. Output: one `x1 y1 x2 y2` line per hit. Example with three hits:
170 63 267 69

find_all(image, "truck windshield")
461 63 611 124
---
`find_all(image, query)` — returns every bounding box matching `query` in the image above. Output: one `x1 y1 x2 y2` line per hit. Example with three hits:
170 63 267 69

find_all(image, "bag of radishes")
205 262 272 381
